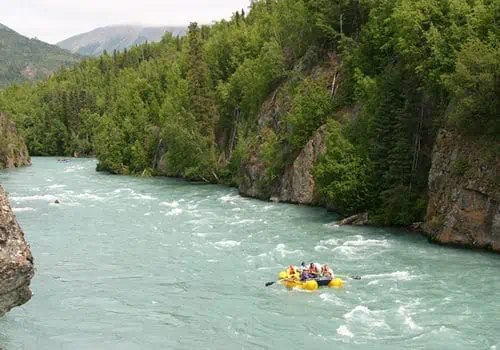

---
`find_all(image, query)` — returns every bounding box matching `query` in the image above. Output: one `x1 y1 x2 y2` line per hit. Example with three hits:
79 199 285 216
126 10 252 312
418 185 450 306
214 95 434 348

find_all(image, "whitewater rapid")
1 158 499 349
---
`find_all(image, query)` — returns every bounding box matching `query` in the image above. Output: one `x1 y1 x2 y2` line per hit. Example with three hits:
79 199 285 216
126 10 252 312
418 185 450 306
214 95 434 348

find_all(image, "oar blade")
265 281 275 287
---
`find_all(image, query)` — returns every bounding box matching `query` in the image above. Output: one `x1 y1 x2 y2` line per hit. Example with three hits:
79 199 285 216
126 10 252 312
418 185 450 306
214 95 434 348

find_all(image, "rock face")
0 112 31 169
425 129 499 251
0 185 35 315
239 120 328 204
239 61 338 204
277 126 327 204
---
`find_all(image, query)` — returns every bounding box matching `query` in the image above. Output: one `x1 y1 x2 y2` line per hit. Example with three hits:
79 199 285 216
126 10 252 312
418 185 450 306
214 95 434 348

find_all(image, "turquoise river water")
0 157 499 349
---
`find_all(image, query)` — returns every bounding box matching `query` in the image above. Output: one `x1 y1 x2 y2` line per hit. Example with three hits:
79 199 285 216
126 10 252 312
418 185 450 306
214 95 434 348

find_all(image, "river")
1 157 499 349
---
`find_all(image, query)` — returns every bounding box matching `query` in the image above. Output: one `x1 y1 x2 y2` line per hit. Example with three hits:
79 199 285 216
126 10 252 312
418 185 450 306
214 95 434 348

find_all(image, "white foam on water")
337 325 354 338
230 219 256 225
166 208 183 216
398 305 422 331
367 280 379 286
160 201 179 208
132 193 156 200
214 240 241 248
319 293 343 306
74 193 105 201
332 245 358 258
47 184 66 189
275 243 302 257
344 305 388 329
112 188 134 194
231 207 241 212
320 238 341 246
144 212 152 216
363 271 416 281
314 245 329 252
344 305 371 320
12 207 35 212
64 165 85 173
218 194 239 203
343 236 390 248
10 194 58 202
292 287 314 293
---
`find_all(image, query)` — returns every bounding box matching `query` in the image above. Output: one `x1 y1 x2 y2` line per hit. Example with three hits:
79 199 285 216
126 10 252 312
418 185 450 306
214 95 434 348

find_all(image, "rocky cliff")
0 185 35 315
0 112 31 169
239 62 336 205
425 128 499 252
239 126 327 204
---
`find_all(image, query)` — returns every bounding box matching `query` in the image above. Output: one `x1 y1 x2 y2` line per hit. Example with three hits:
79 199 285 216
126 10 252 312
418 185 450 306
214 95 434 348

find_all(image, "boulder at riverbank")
0 185 35 315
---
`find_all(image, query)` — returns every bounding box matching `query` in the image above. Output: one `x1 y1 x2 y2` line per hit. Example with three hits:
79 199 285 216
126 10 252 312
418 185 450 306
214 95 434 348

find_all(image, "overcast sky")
1 0 251 44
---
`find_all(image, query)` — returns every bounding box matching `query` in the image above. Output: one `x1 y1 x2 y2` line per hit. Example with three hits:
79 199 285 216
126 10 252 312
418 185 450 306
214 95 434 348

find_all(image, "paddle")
265 278 295 287
335 274 362 280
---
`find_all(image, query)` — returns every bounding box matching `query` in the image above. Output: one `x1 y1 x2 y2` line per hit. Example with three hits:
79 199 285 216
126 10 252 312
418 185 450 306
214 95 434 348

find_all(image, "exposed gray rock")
339 212 369 226
0 185 34 315
424 128 499 252
277 126 327 204
239 154 268 200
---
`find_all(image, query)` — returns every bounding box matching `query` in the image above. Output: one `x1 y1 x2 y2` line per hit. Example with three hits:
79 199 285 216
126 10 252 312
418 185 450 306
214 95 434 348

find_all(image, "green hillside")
1 0 498 227
0 23 80 87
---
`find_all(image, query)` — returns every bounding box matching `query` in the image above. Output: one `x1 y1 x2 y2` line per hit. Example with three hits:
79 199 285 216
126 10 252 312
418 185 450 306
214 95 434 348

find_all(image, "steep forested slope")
0 112 30 169
0 23 80 87
1 0 498 242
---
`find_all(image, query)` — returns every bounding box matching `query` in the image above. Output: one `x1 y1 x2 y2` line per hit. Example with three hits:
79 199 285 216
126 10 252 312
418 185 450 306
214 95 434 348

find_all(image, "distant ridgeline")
0 23 80 87
57 25 187 56
1 0 498 248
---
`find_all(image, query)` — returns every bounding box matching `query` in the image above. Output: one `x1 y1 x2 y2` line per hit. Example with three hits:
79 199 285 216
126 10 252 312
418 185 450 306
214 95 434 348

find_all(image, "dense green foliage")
0 23 80 87
1 0 498 225
0 112 29 168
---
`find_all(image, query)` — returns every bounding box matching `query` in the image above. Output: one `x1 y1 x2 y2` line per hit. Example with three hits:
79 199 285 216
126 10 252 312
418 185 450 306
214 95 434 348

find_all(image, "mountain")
57 25 186 56
0 23 80 87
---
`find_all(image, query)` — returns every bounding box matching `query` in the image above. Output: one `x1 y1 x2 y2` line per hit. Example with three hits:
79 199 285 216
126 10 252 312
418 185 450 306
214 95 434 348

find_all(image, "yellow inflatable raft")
278 269 344 291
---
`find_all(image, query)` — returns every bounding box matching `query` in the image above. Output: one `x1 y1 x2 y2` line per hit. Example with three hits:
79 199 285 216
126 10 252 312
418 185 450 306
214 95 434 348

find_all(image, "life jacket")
322 265 332 276
310 264 318 274
288 265 295 276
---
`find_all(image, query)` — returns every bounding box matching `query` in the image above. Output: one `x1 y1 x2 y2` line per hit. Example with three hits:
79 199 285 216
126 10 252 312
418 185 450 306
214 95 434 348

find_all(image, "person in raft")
301 268 313 281
321 264 334 278
309 262 322 275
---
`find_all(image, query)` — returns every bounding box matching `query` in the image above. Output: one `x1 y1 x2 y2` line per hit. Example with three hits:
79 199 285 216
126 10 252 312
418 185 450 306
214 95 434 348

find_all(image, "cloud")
1 0 251 43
